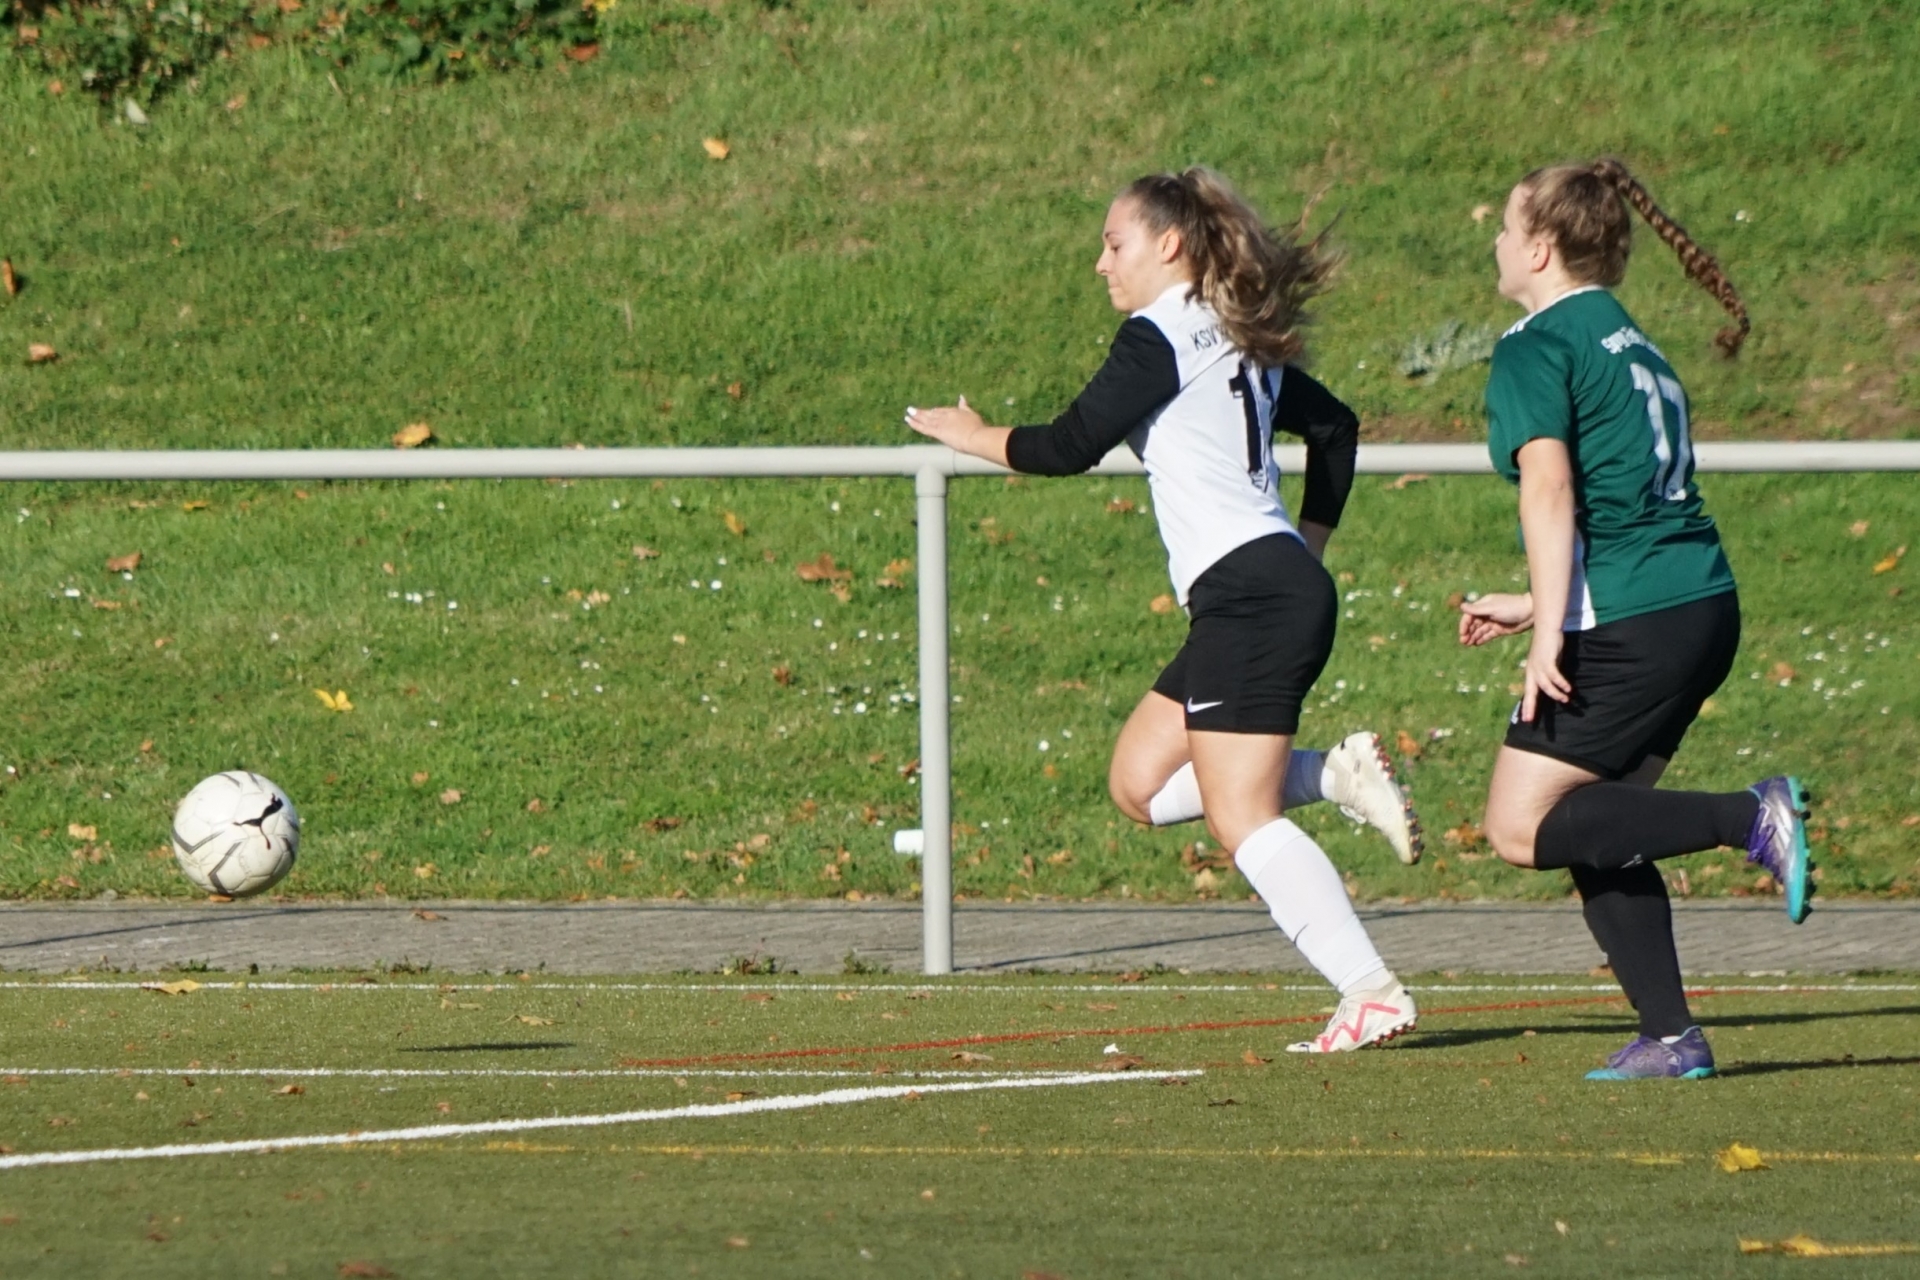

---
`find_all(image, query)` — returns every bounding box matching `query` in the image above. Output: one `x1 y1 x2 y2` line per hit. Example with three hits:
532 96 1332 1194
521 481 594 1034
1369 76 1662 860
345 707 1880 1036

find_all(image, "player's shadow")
399 1041 576 1053
1714 1055 1920 1078
1402 1003 1920 1050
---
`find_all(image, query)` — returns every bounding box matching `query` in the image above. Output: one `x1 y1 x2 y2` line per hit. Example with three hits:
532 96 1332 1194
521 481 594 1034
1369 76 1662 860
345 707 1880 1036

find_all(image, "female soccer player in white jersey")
1459 158 1813 1080
908 168 1418 1053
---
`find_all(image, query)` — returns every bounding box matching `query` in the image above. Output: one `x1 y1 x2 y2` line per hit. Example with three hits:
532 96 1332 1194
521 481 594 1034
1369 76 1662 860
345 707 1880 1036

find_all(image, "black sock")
1570 863 1693 1039
1533 785 1759 872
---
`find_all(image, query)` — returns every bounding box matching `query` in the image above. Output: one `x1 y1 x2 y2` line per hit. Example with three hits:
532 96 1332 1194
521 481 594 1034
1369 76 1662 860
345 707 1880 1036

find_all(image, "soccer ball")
171 771 301 898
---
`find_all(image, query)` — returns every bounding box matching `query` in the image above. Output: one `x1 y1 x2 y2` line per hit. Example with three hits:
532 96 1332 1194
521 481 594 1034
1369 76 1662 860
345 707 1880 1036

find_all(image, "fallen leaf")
1149 593 1176 614
526 797 546 814
1046 849 1072 866
1105 497 1136 514
313 688 353 713
1085 1002 1118 1012
772 665 793 686
27 342 58 364
1715 1141 1769 1173
1 257 16 296
439 789 462 805
338 1261 396 1277
1768 660 1796 683
724 1235 750 1249
829 582 853 604
67 823 97 841
1389 472 1431 489
1471 204 1494 223
723 1089 757 1102
642 816 682 832
1191 868 1219 892
1503 1254 1528 1267
702 137 731 160
1849 520 1871 538
1395 729 1423 758
411 909 445 922
142 980 201 996
795 553 852 584
723 510 747 536
391 422 433 449
950 1050 994 1064
631 544 660 560
513 1014 554 1026
413 863 436 879
1241 1049 1272 1066
1206 1096 1239 1107
742 992 774 1003
180 500 210 513
411 771 430 785
726 381 745 399
564 42 599 62
1872 545 1906 574
224 93 247 111
275 1084 305 1095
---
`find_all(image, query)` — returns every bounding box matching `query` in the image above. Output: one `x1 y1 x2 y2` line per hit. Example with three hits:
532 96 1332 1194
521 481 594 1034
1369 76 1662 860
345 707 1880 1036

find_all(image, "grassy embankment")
1 0 1915 902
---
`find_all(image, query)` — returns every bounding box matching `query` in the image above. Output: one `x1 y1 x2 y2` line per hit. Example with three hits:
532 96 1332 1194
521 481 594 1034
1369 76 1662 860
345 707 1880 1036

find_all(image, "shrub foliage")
3 0 600 105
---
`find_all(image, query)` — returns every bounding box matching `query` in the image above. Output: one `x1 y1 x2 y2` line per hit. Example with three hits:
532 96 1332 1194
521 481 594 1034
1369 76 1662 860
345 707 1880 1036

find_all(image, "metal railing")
7 439 1918 973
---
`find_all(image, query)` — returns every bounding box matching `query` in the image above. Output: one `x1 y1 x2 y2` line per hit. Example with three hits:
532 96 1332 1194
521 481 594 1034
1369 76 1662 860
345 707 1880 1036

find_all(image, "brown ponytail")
1122 167 1339 367
1520 158 1750 357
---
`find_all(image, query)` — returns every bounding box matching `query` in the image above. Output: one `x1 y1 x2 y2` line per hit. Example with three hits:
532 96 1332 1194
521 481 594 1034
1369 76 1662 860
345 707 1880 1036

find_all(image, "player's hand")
905 397 985 451
1458 592 1534 647
1519 628 1572 723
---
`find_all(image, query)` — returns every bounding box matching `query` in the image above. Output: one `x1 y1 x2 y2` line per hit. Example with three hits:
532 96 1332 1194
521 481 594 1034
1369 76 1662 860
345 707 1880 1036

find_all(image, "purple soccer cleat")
1586 1026 1715 1081
1746 775 1813 924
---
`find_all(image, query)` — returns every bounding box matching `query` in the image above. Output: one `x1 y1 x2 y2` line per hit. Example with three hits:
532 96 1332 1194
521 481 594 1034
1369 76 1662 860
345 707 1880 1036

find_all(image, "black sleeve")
1004 318 1180 476
1271 366 1359 529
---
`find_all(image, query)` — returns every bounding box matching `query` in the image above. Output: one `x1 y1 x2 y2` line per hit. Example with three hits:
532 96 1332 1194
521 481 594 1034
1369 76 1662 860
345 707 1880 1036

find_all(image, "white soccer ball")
171 771 301 898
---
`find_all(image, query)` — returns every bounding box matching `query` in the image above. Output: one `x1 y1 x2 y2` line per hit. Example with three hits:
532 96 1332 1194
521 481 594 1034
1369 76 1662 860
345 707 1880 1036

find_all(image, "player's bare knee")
1484 812 1538 868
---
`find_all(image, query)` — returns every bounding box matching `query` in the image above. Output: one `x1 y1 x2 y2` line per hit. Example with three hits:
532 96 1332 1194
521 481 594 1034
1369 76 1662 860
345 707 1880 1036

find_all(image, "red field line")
621 992 1651 1068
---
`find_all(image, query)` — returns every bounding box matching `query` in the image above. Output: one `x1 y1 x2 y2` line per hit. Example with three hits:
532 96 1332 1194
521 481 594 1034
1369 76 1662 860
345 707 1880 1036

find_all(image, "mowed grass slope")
1 0 1917 903
0 975 1916 1277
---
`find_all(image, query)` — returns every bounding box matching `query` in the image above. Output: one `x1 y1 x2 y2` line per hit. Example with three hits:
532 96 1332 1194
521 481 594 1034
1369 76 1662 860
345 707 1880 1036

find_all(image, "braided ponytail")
1123 167 1339 367
1520 158 1750 357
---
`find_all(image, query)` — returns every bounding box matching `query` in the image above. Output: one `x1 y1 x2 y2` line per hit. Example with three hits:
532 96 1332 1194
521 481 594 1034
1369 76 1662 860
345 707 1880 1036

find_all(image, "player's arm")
1514 436 1577 720
1269 366 1358 562
906 319 1178 473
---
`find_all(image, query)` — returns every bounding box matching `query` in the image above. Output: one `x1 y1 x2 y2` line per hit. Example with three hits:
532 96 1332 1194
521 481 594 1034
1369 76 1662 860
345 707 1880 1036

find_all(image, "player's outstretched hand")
1520 628 1573 723
1458 592 1534 647
905 397 986 451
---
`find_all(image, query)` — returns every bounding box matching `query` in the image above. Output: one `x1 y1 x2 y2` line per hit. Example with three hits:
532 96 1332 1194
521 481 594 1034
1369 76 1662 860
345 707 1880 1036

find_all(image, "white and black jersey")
1006 284 1357 605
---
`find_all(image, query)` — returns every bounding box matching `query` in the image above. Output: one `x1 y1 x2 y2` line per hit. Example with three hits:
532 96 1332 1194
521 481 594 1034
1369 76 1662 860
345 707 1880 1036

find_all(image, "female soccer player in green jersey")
1457 159 1813 1081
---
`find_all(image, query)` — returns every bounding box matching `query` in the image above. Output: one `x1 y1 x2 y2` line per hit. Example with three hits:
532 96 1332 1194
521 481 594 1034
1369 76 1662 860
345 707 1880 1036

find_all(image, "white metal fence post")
914 462 954 976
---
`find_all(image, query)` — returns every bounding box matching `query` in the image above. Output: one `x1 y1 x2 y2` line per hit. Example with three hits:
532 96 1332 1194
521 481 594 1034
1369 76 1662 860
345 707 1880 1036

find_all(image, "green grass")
0 972 1916 1276
2 0 1918 903
3 470 1915 903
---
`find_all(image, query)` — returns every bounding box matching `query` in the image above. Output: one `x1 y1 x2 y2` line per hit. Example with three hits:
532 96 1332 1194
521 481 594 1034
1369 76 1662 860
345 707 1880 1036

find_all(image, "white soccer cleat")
1286 983 1418 1054
1323 731 1424 864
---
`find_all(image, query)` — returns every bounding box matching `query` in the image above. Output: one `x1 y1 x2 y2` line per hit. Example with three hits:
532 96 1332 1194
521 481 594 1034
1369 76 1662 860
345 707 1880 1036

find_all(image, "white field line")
0 1069 1201 1172
0 1066 1078 1081
1 981 1914 995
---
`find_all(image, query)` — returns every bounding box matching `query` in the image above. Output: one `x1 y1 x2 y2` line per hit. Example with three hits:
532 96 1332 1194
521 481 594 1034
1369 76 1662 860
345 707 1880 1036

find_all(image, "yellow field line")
470 1141 1920 1164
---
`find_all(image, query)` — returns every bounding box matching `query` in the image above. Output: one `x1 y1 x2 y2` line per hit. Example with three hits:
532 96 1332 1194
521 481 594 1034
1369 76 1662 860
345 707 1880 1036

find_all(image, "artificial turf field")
0 974 1915 1276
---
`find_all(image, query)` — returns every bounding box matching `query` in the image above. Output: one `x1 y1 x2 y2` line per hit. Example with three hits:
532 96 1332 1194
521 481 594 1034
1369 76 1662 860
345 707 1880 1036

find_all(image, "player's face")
1097 198 1182 313
1494 184 1545 305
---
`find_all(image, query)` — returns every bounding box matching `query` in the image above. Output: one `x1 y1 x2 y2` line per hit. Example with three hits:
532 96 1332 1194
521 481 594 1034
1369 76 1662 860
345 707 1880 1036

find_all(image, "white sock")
1147 764 1205 826
1234 817 1392 996
1146 750 1328 827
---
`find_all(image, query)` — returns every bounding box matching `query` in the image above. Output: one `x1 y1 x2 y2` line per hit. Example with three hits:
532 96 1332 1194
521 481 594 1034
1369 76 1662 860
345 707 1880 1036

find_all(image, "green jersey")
1485 287 1734 630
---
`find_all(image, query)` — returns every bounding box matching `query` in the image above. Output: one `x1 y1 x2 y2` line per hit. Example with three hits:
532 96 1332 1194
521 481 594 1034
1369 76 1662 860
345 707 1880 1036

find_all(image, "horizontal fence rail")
4 439 1916 974
3 440 1919 482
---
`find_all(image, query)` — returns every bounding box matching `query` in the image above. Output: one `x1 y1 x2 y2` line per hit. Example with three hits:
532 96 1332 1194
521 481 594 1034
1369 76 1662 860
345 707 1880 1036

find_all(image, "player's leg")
1113 654 1419 859
1503 595 1811 921
1185 729 1415 1052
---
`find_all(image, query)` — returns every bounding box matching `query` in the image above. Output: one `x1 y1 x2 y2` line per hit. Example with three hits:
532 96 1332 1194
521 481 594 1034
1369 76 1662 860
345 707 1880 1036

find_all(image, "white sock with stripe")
1233 817 1392 996
1145 751 1328 827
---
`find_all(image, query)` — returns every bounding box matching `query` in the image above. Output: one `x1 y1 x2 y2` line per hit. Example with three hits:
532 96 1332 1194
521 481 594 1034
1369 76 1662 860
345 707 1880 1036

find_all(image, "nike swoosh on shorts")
1186 699 1224 713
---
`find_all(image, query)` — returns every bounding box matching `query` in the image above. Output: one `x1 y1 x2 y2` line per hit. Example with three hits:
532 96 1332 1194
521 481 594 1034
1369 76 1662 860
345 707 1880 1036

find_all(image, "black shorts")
1504 591 1740 779
1150 533 1336 735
